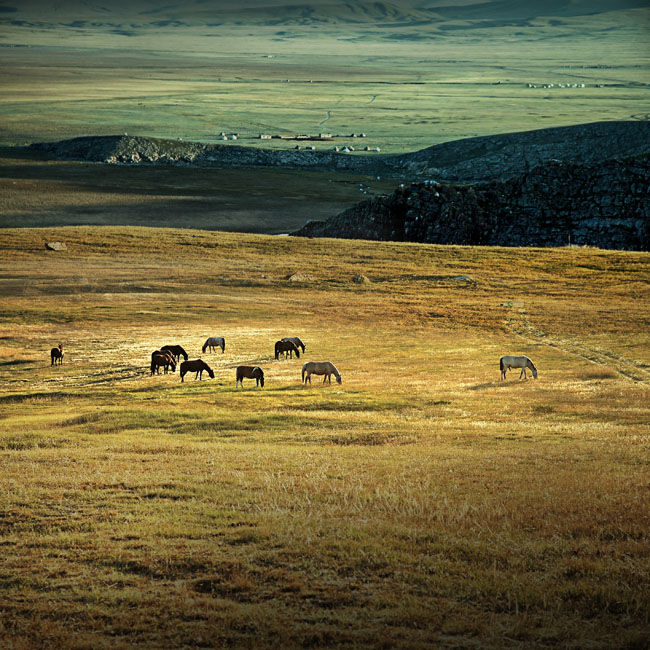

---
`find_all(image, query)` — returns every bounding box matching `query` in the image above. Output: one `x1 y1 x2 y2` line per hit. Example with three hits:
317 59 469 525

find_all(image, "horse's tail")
275 343 279 360
221 339 225 352
301 364 306 382
150 359 156 374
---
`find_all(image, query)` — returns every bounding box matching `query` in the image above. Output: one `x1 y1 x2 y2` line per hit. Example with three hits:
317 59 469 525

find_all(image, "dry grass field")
1 227 649 649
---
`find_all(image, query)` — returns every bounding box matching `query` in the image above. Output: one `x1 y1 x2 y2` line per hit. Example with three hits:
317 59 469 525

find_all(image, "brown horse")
151 350 176 375
236 366 264 388
180 359 215 382
50 344 64 366
161 344 188 362
275 339 300 360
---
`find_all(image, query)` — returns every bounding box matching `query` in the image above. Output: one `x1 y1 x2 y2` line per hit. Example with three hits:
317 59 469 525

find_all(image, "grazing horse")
302 361 341 385
50 344 64 366
281 337 306 356
151 350 176 375
236 366 265 388
202 337 225 353
180 359 215 382
161 344 188 362
275 339 300 360
500 355 538 380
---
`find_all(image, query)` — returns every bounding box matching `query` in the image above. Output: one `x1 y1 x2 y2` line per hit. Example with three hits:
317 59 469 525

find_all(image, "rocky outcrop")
294 155 650 251
394 120 650 182
28 121 650 183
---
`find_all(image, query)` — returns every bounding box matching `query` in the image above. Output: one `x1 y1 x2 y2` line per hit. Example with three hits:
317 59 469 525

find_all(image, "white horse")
500 355 538 380
202 337 225 353
302 361 341 385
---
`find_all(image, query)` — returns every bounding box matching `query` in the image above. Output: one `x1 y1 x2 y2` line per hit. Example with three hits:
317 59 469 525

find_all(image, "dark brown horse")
275 339 300 360
151 350 176 375
161 344 188 362
50 344 64 366
236 366 264 388
180 359 215 382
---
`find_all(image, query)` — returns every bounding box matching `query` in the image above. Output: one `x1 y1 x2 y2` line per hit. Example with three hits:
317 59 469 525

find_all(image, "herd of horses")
51 340 537 385
147 336 341 387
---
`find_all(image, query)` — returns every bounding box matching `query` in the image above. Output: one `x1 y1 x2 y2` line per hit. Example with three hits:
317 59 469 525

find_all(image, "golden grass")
0 227 649 649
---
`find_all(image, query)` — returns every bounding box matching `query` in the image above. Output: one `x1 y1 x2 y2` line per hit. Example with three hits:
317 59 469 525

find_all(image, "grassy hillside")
0 227 648 648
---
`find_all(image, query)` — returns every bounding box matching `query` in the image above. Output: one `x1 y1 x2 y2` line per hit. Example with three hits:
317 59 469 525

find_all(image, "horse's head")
532 366 538 379
206 364 215 379
336 374 342 384
256 368 265 387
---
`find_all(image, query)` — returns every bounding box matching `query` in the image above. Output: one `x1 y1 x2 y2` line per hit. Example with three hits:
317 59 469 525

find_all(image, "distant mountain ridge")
3 0 647 26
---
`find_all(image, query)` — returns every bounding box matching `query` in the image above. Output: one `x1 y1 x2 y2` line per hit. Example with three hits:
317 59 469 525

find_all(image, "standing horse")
202 337 225 353
151 350 176 375
302 361 341 385
236 366 265 388
180 359 214 382
161 344 188 362
500 355 538 380
281 337 306 356
275 339 300 360
50 344 64 366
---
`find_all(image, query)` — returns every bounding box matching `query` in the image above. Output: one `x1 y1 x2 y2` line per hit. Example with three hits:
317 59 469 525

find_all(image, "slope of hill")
29 121 650 184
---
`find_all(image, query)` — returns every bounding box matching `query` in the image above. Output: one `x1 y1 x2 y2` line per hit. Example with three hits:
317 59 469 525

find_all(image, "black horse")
50 344 64 366
161 344 189 362
180 359 215 382
275 339 300 360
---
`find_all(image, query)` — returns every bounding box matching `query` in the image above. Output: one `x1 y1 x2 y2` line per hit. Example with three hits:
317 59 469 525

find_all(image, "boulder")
286 272 313 282
45 242 67 251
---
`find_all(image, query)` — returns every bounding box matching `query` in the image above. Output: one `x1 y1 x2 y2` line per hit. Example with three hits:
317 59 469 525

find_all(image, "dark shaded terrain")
295 154 650 250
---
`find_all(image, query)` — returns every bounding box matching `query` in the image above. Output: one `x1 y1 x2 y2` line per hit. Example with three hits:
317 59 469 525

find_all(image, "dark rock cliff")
294 155 650 251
